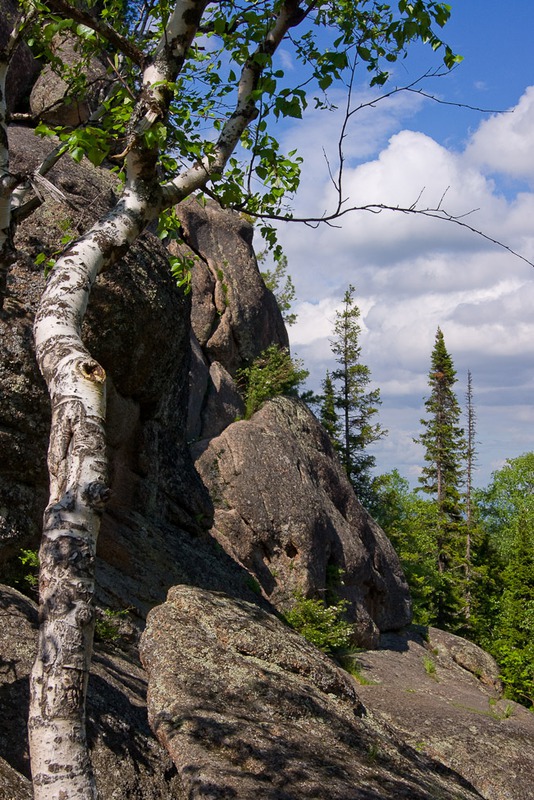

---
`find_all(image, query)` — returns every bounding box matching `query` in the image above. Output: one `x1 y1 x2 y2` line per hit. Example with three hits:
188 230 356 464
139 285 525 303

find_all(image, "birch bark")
29 190 159 799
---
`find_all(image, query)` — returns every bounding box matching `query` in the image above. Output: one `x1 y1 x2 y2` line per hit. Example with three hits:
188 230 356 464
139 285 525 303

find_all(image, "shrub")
283 594 354 654
4 547 40 597
238 344 308 419
94 608 129 642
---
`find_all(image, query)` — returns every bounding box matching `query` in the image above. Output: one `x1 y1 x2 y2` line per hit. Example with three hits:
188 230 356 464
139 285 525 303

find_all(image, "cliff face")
1 127 534 800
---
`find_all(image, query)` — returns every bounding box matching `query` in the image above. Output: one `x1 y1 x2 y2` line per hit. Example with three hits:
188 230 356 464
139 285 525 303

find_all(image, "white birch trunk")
28 1 302 796
29 186 162 798
28 0 209 792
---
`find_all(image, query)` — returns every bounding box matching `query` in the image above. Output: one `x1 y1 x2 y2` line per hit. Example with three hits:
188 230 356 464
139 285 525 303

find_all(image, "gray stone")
0 584 185 799
187 332 211 441
140 584 483 800
199 361 244 440
178 198 288 375
0 756 32 800
194 396 412 647
29 35 109 126
1 127 234 617
355 626 534 800
0 0 40 114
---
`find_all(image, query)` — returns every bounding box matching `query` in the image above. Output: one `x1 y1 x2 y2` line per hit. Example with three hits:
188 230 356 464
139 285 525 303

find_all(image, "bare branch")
254 201 534 268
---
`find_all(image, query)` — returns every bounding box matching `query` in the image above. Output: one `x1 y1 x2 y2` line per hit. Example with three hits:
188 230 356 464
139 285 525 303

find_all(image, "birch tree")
0 1 461 797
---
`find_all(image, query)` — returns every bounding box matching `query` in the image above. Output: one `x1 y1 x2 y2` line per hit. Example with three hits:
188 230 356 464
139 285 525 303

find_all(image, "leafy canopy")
24 0 461 255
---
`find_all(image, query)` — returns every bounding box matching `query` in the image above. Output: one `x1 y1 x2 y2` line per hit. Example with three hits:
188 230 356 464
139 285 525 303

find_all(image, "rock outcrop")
194 396 411 647
0 584 185 799
140 585 483 800
178 198 288 374
29 35 109 126
173 198 288 442
0 0 40 114
0 128 263 620
355 627 534 800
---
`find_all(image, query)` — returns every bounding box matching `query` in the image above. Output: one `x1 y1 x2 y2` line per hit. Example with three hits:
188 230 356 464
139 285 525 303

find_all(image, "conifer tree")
464 369 477 619
320 371 342 451
330 285 386 504
415 327 466 627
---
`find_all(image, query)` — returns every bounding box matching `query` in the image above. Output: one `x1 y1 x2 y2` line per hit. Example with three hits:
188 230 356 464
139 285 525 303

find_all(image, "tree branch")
254 200 534 268
161 0 308 206
44 0 147 67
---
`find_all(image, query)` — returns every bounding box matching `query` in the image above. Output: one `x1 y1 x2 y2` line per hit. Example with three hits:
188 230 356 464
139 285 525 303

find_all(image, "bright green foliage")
4 547 40 596
474 453 534 706
18 548 40 585
476 453 534 559
283 594 355 653
23 0 460 259
238 344 308 419
94 608 129 643
491 526 534 706
372 470 465 632
330 285 386 505
373 473 444 626
368 467 410 525
379 452 534 706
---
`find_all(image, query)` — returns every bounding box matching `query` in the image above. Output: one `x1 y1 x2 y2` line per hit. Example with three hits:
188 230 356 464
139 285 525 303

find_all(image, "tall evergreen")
464 370 477 619
330 285 386 504
320 371 342 451
415 328 466 628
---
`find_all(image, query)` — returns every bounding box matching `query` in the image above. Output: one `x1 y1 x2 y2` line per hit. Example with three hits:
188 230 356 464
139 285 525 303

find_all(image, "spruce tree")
464 369 477 619
415 328 466 628
330 285 386 504
320 371 342 451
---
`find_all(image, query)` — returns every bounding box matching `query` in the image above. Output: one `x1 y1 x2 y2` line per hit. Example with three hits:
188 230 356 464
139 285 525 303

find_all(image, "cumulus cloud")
277 84 534 486
465 85 534 181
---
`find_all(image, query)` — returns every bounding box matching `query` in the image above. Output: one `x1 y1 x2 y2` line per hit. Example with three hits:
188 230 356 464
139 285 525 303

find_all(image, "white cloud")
278 48 294 72
278 84 534 487
465 85 534 181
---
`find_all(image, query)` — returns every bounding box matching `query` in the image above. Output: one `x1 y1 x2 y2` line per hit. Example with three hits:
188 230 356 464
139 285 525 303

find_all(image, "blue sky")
269 1 534 488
